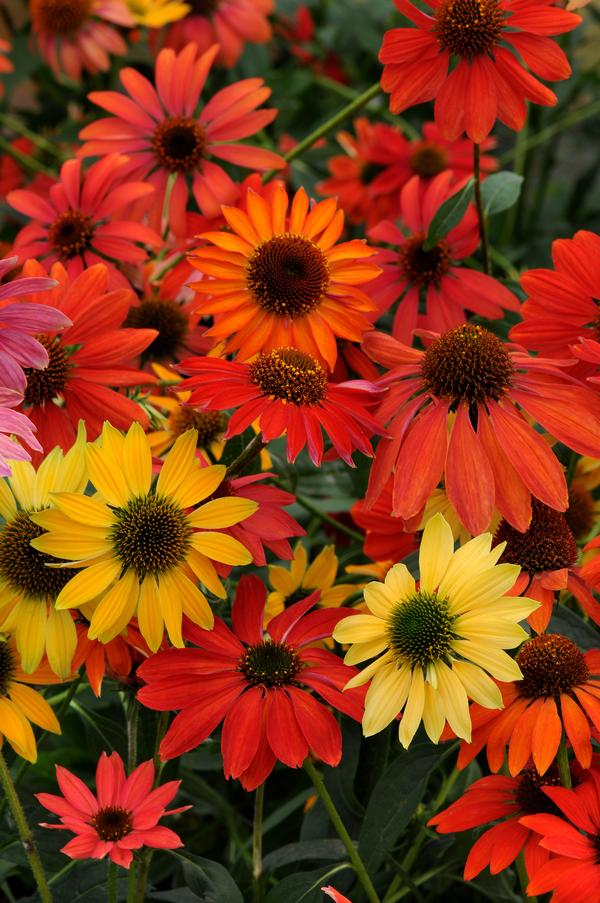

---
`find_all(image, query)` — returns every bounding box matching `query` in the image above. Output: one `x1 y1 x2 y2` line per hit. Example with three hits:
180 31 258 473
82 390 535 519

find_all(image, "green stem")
292 490 364 543
473 143 490 276
225 432 266 479
126 697 139 772
0 113 66 160
263 82 382 182
500 112 528 247
304 758 381 903
252 782 265 902
126 861 137 903
557 735 572 788
108 860 118 903
0 134 55 178
312 75 419 139
516 851 536 903
0 750 53 903
499 99 600 166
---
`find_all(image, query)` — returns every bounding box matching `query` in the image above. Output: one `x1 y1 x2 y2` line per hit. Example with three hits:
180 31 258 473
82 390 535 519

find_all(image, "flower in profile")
164 0 274 68
126 0 190 27
333 513 537 748
188 183 380 368
137 575 365 789
73 622 152 697
266 542 356 622
177 348 384 466
457 635 600 776
379 0 580 141
30 0 134 81
511 230 600 375
79 43 283 233
0 638 61 762
16 261 157 459
37 752 188 867
520 769 600 902
0 427 87 678
7 155 159 290
29 423 257 650
429 769 561 880
322 889 352 903
494 499 600 633
0 38 13 96
369 173 519 343
364 324 600 535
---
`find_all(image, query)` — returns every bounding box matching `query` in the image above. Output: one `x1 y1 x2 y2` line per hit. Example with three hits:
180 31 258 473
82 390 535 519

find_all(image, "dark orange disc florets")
409 144 449 179
125 299 189 360
239 640 302 688
421 324 514 404
517 634 589 698
398 234 451 287
91 806 133 842
434 0 505 57
48 211 95 260
515 767 562 816
31 0 92 35
495 499 578 575
246 234 330 319
152 117 207 174
249 348 328 406
565 482 596 540
171 407 227 447
23 336 70 406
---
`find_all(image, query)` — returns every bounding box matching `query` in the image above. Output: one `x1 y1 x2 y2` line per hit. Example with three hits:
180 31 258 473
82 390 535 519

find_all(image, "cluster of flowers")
0 0 600 901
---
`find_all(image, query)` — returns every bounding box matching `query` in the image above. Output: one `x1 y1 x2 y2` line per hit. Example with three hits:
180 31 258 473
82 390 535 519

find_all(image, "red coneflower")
520 768 600 903
163 0 274 68
30 0 134 81
73 622 153 697
493 499 600 633
364 324 600 534
188 182 380 368
456 634 600 776
430 770 562 881
37 752 189 867
17 260 157 458
351 478 418 564
177 348 384 466
7 155 160 290
379 0 581 141
137 575 364 790
369 173 519 343
79 42 283 234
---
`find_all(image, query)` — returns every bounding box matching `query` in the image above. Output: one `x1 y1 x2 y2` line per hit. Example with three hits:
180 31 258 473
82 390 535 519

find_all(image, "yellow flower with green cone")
333 513 539 748
266 542 356 621
0 425 87 679
30 422 257 652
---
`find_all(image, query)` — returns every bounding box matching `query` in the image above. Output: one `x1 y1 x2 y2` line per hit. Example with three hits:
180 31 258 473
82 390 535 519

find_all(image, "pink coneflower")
30 0 134 81
7 155 160 290
364 324 600 535
164 0 274 68
37 751 189 867
369 173 519 343
78 42 283 234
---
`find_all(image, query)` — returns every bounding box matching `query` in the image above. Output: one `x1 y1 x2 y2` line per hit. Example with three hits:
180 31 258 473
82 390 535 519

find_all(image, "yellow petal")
156 429 202 500
343 638 390 666
31 531 113 561
187 549 225 598
320 585 356 608
123 422 152 498
0 479 17 521
8 682 60 733
418 513 455 593
15 599 47 674
51 492 115 528
449 563 521 615
384 563 415 600
268 565 296 596
452 639 524 682
57 420 88 493
86 441 129 507
0 696 36 761
344 650 396 689
137 577 165 653
88 571 138 643
55 558 121 610
190 531 252 565
434 661 471 742
33 446 63 508
45 608 77 679
398 667 425 748
8 461 35 511
363 662 411 737
304 545 337 590
422 681 446 744
29 508 76 532
333 614 386 644
290 543 308 586
363 581 396 618
157 571 184 647
187 497 258 529
170 569 213 630
451 660 503 710
453 617 529 647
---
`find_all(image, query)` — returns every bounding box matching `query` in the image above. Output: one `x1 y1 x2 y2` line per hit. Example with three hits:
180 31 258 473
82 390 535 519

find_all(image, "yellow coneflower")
266 542 356 621
126 0 190 27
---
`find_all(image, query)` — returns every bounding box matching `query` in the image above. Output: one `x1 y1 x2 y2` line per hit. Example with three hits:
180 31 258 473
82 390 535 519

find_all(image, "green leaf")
549 606 600 651
481 172 524 216
168 850 244 903
265 863 353 903
423 179 474 250
358 742 444 873
262 839 345 872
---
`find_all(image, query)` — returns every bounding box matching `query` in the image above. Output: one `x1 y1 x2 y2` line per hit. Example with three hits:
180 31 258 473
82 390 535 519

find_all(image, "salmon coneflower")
369 173 519 343
79 42 283 233
379 0 581 141
137 575 365 789
177 348 384 466
30 0 135 81
163 0 274 68
493 499 600 633
37 752 189 867
188 183 381 368
457 635 600 776
7 155 160 290
364 324 600 535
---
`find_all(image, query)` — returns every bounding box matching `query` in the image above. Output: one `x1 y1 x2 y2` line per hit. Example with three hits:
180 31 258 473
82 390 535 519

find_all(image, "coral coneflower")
7 155 160 290
188 183 380 368
0 427 87 678
457 635 600 775
164 0 274 68
137 575 364 789
30 0 134 81
37 752 188 867
16 261 157 459
334 513 537 748
79 43 283 233
29 423 257 650
379 0 581 141
266 542 356 622
364 324 600 535
0 638 61 762
177 348 384 466
369 173 519 343
494 499 600 633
